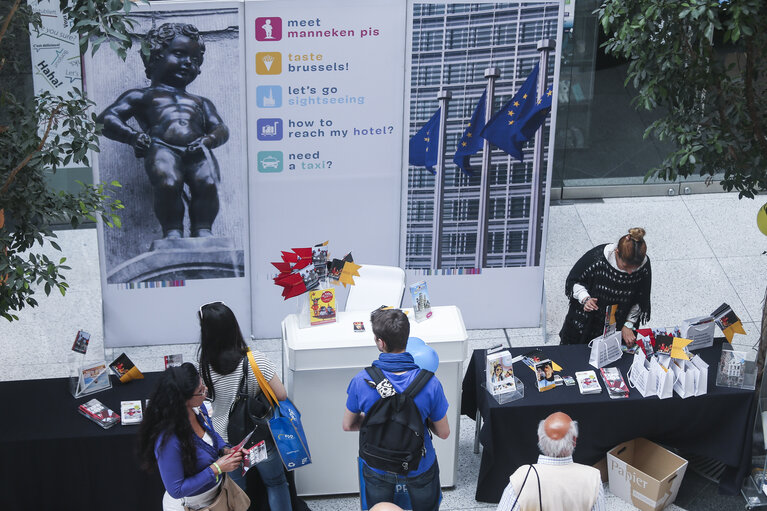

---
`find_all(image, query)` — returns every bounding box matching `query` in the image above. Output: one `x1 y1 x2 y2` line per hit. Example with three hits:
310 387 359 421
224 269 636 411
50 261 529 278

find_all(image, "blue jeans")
230 442 292 511
362 460 441 511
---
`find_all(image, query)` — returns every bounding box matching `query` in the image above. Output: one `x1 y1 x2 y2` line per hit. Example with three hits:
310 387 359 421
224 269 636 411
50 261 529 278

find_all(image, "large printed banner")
401 1 562 329
27 0 83 169
88 2 252 346
86 0 561 344
245 0 407 338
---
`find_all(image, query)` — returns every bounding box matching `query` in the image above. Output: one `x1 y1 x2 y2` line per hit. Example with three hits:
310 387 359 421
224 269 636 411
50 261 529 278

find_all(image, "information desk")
0 373 165 511
282 305 468 495
461 340 756 503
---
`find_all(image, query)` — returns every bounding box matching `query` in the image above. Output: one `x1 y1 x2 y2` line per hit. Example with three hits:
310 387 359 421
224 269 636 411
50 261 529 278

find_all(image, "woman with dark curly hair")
137 363 243 510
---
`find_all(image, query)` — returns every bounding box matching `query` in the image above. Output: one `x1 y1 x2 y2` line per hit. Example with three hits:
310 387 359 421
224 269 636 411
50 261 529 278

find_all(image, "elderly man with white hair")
495 411 605 511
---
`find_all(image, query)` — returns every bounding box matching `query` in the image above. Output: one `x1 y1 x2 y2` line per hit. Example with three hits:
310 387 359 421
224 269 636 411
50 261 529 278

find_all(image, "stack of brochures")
78 398 120 429
600 367 630 399
575 370 602 395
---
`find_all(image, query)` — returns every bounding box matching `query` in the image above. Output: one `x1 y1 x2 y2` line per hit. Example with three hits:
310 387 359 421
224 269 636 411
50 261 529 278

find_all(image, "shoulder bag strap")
247 349 278 407
531 464 542 511
510 465 533 510
509 464 543 511
237 358 249 395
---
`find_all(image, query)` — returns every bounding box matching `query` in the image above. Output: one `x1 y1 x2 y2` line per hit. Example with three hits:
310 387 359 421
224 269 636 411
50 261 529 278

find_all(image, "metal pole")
431 90 451 269
476 67 500 268
526 39 555 267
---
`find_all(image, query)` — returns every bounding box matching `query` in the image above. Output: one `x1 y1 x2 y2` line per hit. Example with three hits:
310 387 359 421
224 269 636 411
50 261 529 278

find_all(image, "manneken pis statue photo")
97 23 229 239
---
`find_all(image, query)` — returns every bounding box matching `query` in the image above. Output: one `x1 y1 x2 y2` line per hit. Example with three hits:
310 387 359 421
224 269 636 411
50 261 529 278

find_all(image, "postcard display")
78 0 561 345
485 349 524 404
69 331 112 398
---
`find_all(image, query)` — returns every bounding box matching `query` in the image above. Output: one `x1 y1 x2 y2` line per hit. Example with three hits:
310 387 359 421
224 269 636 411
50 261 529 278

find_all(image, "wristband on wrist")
213 462 222 475
623 321 634 329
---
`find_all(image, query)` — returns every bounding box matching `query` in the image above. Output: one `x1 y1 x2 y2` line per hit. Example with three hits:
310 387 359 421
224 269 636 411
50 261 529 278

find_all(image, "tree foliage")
0 0 140 321
597 0 767 198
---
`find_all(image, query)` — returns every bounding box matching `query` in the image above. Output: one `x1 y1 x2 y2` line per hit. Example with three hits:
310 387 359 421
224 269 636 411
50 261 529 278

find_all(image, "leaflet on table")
575 370 601 394
486 350 516 395
120 400 144 425
79 398 120 429
110 352 144 383
534 359 557 392
600 367 629 399
521 349 563 372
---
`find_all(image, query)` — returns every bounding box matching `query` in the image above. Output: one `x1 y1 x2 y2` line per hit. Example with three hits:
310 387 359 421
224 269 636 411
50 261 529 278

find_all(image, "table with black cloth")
460 339 756 503
0 372 309 511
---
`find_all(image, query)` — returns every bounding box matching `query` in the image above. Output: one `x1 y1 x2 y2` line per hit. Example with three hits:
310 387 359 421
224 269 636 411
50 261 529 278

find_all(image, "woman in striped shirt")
197 302 292 511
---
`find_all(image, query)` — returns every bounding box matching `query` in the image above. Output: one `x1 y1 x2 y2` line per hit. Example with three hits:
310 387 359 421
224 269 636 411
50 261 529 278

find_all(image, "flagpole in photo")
431 90 452 269
476 67 500 268
526 39 556 267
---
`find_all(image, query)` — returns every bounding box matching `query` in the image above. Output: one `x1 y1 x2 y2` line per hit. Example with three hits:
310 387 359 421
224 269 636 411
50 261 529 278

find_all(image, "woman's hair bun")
628 227 645 243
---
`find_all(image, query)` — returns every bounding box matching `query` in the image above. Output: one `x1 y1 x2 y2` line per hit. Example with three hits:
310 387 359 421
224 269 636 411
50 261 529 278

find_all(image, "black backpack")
358 366 433 475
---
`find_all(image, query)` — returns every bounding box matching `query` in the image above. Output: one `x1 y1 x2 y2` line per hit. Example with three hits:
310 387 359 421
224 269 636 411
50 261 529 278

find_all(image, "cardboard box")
607 438 688 511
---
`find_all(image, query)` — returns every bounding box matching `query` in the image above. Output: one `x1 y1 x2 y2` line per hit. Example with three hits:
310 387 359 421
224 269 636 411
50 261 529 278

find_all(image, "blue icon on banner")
257 118 283 141
256 85 282 108
257 151 283 173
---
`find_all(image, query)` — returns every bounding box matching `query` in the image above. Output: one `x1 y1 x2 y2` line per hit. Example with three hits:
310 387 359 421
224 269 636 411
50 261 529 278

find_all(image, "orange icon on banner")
256 52 282 75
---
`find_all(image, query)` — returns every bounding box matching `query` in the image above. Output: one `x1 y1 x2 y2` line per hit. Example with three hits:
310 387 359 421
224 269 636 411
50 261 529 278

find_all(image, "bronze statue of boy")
98 23 228 239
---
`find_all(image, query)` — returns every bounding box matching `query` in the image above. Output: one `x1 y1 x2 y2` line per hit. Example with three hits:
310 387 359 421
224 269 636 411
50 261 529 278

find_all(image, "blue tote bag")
248 351 312 471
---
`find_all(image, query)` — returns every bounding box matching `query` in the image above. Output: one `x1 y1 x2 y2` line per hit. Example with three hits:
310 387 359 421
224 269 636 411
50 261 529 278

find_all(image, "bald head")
538 411 578 457
543 412 572 440
370 503 405 511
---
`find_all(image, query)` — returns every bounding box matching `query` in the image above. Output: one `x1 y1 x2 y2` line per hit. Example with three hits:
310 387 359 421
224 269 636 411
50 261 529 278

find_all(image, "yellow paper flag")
722 321 747 343
339 261 362 287
670 337 693 360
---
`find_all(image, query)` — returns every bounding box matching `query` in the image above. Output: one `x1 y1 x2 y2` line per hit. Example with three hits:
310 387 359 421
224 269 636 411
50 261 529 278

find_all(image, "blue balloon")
407 336 426 348
407 337 439 372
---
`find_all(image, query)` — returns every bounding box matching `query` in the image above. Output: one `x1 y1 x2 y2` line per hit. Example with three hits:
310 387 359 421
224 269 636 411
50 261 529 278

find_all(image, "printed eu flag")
514 83 553 150
480 63 541 161
453 90 487 176
409 108 441 174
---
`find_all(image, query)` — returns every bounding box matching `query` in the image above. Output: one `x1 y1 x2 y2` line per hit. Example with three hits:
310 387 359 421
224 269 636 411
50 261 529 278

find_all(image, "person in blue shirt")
138 363 243 511
343 308 450 511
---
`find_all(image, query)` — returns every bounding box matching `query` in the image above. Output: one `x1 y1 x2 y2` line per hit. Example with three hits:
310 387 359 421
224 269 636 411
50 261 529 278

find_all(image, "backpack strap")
364 366 386 385
364 366 397 398
403 369 433 398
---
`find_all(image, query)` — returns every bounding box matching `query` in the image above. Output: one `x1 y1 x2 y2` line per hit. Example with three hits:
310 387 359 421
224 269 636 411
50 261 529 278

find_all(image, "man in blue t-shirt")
343 308 450 511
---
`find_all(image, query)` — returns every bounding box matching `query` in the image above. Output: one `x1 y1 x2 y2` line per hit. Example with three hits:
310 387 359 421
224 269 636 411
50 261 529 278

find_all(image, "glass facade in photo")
406 2 560 270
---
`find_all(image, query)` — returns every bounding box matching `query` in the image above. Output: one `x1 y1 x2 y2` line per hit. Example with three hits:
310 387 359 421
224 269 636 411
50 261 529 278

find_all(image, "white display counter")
281 305 468 496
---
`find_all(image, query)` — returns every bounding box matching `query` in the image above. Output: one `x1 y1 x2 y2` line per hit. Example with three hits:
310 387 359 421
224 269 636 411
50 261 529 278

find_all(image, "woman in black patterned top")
559 228 651 346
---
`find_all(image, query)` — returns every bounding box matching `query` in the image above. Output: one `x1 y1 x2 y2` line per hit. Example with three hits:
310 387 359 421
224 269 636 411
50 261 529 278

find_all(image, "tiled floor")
1 192 764 510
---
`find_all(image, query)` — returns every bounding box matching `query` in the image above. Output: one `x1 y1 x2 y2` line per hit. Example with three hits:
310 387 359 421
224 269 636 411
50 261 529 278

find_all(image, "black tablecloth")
0 372 310 511
0 373 165 510
461 339 756 503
